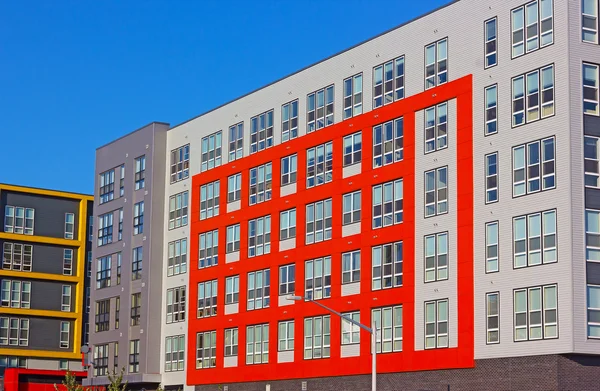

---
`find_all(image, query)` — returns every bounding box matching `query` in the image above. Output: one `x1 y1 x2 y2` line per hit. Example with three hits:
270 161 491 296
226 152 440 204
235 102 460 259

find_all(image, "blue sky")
0 0 447 194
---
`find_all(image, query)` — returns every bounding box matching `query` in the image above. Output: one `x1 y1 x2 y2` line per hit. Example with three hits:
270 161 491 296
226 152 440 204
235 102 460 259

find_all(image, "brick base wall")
194 354 600 391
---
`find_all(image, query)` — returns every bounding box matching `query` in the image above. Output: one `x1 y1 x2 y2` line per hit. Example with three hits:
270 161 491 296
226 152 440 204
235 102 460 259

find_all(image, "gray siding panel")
30 280 75 312
0 240 78 275
587 262 600 285
584 115 600 137
4 317 73 352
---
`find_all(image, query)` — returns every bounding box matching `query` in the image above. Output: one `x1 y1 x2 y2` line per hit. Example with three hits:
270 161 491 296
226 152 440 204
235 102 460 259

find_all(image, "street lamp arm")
295 295 373 334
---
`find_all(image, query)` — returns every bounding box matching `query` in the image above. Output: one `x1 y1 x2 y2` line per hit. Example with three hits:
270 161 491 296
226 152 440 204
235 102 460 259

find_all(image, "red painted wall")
187 76 474 385
2 369 91 391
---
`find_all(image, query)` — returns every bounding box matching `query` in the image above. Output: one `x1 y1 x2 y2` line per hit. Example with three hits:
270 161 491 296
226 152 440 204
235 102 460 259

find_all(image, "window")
486 152 498 203
247 269 270 311
425 299 449 349
304 315 330 359
131 247 142 280
487 292 500 344
250 110 274 153
425 38 448 89
225 275 240 305
93 344 109 376
513 209 557 268
96 255 111 289
2 243 33 272
281 154 297 186
588 285 600 338
513 137 556 196
0 317 29 346
118 209 123 241
199 229 218 268
305 256 331 300
514 284 558 341
165 335 185 372
306 142 333 188
373 117 403 168
59 359 68 370
59 321 70 348
282 100 299 142
485 85 498 135
583 0 599 42
169 191 189 229
229 122 243 162
95 299 110 332
168 238 187 276
586 209 600 262
341 311 361 345
343 73 363 119
246 324 269 364
278 320 294 351
372 179 403 228
200 181 219 220
196 331 216 369
97 212 113 246
342 191 361 226
511 0 553 58
0 357 27 369
425 167 448 217
512 65 555 126
197 280 217 318
133 202 144 235
249 163 272 205
130 293 141 326
486 222 499 273
227 173 242 203
305 199 332 244
485 18 498 68
166 286 186 324
119 165 125 196
4 206 34 235
99 170 115 204
170 144 190 183
64 213 75 239
373 56 405 108
425 102 448 153
584 63 599 115
280 209 296 240
372 306 403 352
201 131 222 172
372 241 403 290
248 215 271 257
307 85 334 133
343 132 362 167
63 249 73 276
279 264 295 296
225 328 238 357
129 340 140 373
116 252 121 285
0 280 30 308
226 224 240 253
61 285 71 312
134 156 145 190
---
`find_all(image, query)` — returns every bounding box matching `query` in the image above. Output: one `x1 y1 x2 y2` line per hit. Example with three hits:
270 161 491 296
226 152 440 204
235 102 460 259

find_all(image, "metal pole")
372 320 377 391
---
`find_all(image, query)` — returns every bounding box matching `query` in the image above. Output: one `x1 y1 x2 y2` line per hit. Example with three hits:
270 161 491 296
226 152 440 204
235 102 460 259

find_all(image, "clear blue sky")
0 0 447 195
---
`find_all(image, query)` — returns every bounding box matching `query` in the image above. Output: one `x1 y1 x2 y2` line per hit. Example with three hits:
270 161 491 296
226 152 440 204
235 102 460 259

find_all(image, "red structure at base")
2 368 96 391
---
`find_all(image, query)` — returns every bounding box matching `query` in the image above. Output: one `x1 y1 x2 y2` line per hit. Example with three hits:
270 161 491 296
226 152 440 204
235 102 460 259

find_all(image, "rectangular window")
341 311 361 345
166 286 186 324
372 179 403 228
132 247 142 280
514 284 558 341
278 320 294 351
133 201 144 235
130 293 141 326
343 190 361 226
167 238 187 276
169 191 189 229
424 102 448 153
250 110 274 154
485 17 498 68
343 131 362 167
424 233 448 282
511 0 553 58
170 144 190 183
425 38 448 89
307 85 334 133
246 324 269 364
282 100 299 142
116 252 121 285
279 264 295 296
227 173 242 203
487 292 500 344
586 209 600 263
584 63 599 115
224 328 238 357
64 213 75 239
513 137 555 196
485 85 498 135
197 279 217 318
165 335 185 372
63 249 73 275
99 170 115 204
201 131 222 172
342 250 360 284
118 209 123 241
228 122 243 162
486 152 498 203
512 64 555 126
304 315 330 359
248 215 271 257
0 280 31 309
343 73 363 119
119 165 125 196
305 199 332 244
196 331 217 369
4 206 34 235
583 0 599 42
486 222 499 273
372 306 402 352
588 285 600 338
199 229 218 268
134 156 145 190
305 256 331 300
372 241 403 290
96 255 112 289
280 209 296 240
93 344 109 376
226 224 240 253
97 212 113 246
59 321 70 348
200 181 220 220
95 299 110 332
249 163 272 205
373 117 403 168
281 154 297 186
425 299 449 349
2 243 33 272
306 141 333 188
247 269 270 311
61 285 71 312
513 209 557 268
113 296 118 330
425 167 448 217
225 275 240 305
129 340 140 373
0 317 29 346
373 56 405 108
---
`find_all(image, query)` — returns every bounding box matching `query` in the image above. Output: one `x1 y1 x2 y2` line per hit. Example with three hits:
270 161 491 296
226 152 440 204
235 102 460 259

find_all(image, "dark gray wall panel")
585 188 600 210
30 280 75 312
3 317 73 352
0 240 78 275
587 262 600 285
584 115 600 137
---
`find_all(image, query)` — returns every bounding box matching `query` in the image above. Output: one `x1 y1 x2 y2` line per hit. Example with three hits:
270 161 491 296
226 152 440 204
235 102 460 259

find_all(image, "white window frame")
197 279 217 318
278 320 294 351
306 141 333 188
279 264 295 296
63 249 73 276
303 315 330 359
486 292 500 344
486 152 498 203
485 17 498 68
424 299 449 349
170 144 190 184
201 131 222 172
225 275 239 305
424 102 448 153
281 100 299 142
167 238 187 276
583 0 599 43
249 163 272 205
196 331 216 369
373 56 405 108
586 209 600 263
513 209 557 268
305 256 331 300
512 137 556 196
425 38 448 90
246 324 269 365
228 122 243 162
64 213 75 239
514 284 558 341
343 73 363 119
247 269 270 311
485 84 498 135
424 232 449 282
250 110 274 154
511 0 554 58
165 334 185 372
372 241 403 290
343 191 361 226
227 173 242 203
424 167 448 217
280 209 296 240
511 65 555 127
373 117 403 168
224 327 238 357
305 199 332 244
166 286 186 324
281 154 298 186
588 284 600 338
59 321 70 348
584 63 599 115
199 229 218 268
372 306 402 353
341 311 361 345
486 221 499 273
342 250 360 284
307 85 334 133
200 181 220 220
226 224 240 254
248 215 271 257
343 131 362 167
2 243 33 272
372 179 403 229
61 285 71 312
169 191 189 229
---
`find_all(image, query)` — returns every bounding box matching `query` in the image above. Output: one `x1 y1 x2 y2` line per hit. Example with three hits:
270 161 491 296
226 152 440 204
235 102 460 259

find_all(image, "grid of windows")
224 328 238 357
246 324 269 364
132 247 142 280
251 110 274 154
486 152 498 203
343 73 363 119
425 102 448 153
304 315 330 359
281 154 297 186
425 167 448 217
199 229 218 268
0 317 29 346
247 269 270 310
225 275 240 305
279 264 295 296
425 299 448 349
282 100 299 142
97 212 113 246
343 191 361 226
0 280 31 308
513 209 557 268
96 255 112 289
513 137 555 196
372 306 402 352
372 241 403 290
342 250 360 284
226 224 240 253
95 299 110 332
584 63 599 115
583 0 599 43
485 85 498 135
487 292 500 344
168 238 187 276
280 209 296 240
306 142 333 188
93 344 109 376
197 280 217 318
165 335 185 372
372 179 403 228
307 85 334 133
134 156 145 190
278 320 294 351
586 209 600 263
249 163 272 205
305 199 332 244
200 181 220 220
511 0 553 58
485 18 497 68
588 285 600 338
171 144 190 183
169 191 189 229
373 56 405 108
343 132 362 167
166 286 186 324
305 256 331 300
4 206 34 235
99 170 115 204
248 215 271 257
229 122 243 162
425 38 448 89
514 284 558 341
130 293 141 326
486 222 499 273
512 65 555 126
373 117 403 168
129 340 140 373
133 201 144 235
341 311 361 345
196 331 217 369
2 243 33 272
425 232 448 282
228 173 242 203
201 131 222 172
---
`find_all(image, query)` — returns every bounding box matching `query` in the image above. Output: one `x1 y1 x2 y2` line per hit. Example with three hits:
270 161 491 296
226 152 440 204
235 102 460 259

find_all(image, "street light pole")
287 295 376 391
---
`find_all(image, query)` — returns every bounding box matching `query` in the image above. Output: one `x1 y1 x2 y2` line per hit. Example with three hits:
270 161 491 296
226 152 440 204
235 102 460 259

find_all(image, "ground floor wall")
194 355 600 391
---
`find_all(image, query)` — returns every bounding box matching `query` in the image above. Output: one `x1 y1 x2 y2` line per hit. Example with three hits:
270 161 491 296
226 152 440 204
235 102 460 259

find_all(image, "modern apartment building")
0 183 93 387
86 0 600 390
